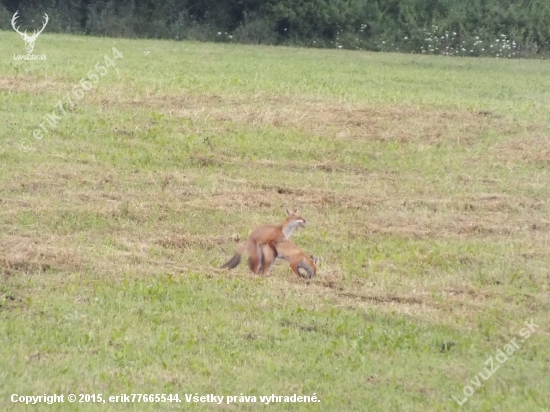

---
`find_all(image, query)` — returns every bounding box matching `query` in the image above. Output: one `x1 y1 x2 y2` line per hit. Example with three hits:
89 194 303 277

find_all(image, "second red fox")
260 240 319 279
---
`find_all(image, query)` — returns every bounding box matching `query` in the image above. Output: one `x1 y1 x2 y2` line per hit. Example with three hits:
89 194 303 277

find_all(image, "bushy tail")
221 253 241 269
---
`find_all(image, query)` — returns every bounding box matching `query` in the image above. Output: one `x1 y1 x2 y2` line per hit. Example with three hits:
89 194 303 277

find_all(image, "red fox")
221 209 307 275
260 240 319 279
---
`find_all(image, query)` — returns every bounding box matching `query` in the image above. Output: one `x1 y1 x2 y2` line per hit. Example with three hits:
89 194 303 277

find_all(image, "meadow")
0 32 549 411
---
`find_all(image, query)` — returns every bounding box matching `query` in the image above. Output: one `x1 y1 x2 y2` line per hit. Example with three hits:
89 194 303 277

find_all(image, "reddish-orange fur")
221 209 307 275
260 240 319 279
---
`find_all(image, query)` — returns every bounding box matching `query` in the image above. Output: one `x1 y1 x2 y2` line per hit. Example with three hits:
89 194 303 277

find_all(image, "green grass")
1 31 549 411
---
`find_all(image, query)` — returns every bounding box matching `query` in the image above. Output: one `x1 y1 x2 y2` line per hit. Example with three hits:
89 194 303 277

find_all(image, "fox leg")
247 255 260 274
261 240 279 275
267 240 279 259
258 247 265 274
260 243 276 275
247 243 263 274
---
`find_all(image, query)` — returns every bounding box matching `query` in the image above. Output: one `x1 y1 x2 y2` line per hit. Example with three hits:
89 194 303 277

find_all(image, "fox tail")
221 253 242 269
221 243 247 270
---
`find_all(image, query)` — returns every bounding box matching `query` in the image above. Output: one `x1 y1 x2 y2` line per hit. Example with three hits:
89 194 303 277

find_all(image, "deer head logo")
11 11 49 55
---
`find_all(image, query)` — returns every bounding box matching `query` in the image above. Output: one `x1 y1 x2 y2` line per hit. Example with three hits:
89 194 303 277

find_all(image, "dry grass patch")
188 154 376 175
0 75 69 95
155 233 229 251
0 234 84 277
362 212 550 241
115 92 539 144
195 184 382 211
493 135 550 166
260 274 542 331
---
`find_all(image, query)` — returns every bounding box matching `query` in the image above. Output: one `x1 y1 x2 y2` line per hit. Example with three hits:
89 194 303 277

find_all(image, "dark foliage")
1 0 548 55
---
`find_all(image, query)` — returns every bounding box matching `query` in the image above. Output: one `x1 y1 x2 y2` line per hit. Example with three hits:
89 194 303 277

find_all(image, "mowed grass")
1 31 550 411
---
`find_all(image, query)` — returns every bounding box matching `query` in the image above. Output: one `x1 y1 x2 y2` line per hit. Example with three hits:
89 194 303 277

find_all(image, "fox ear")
311 255 320 265
285 208 294 216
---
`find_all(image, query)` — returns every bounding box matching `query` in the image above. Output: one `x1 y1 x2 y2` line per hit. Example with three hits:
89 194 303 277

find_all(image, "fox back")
248 209 307 242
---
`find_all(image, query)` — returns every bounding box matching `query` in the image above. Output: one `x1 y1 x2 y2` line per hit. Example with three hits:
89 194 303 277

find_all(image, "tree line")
1 0 549 57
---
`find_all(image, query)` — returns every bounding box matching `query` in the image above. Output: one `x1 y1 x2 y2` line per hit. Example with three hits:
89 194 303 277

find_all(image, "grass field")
1 31 550 411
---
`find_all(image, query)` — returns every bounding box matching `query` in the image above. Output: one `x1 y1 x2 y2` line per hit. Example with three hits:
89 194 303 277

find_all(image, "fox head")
285 208 307 228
